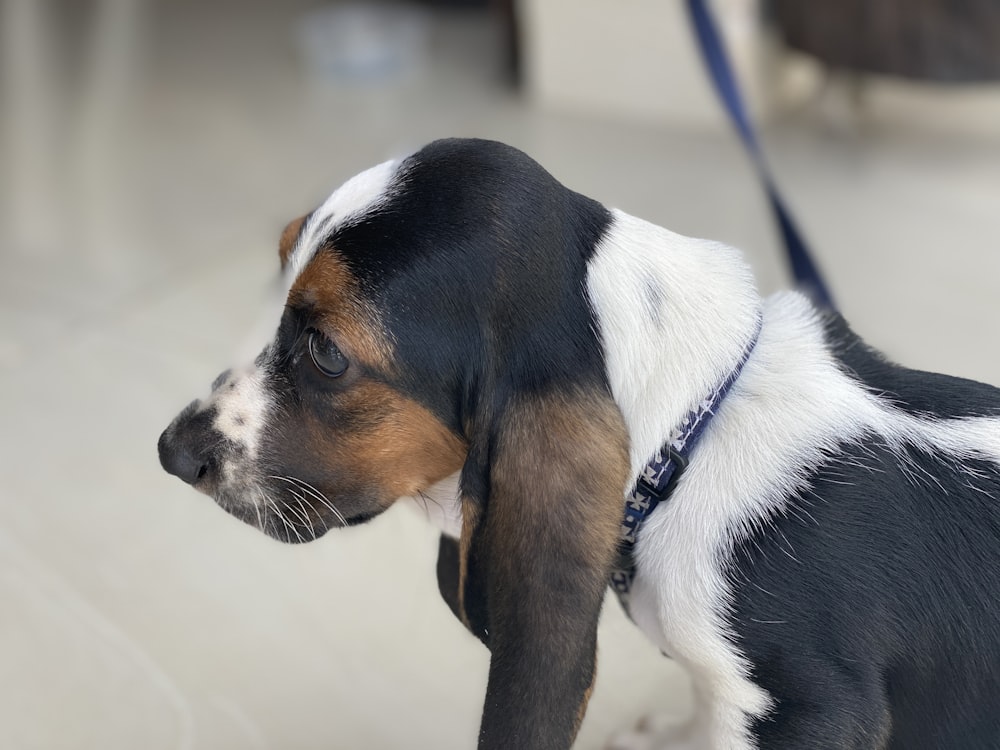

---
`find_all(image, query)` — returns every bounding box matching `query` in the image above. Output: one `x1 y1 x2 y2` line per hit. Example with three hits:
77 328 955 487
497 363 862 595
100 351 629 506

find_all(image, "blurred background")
1 0 998 748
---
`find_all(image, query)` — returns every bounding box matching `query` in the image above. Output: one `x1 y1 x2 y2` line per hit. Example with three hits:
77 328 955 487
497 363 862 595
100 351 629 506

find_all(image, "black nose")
158 428 211 486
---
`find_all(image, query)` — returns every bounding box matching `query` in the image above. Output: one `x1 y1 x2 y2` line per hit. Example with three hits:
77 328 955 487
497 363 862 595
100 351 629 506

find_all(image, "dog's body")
159 138 1000 749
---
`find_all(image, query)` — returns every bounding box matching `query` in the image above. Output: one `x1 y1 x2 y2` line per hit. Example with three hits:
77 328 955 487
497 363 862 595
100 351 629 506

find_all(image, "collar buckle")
635 445 688 503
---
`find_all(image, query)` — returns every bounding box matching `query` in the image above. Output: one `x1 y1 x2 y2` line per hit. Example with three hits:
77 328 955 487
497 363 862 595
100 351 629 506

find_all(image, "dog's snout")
158 428 211 486
158 400 221 489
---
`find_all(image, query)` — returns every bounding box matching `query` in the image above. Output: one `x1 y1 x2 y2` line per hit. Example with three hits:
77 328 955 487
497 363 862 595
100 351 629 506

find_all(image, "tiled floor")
2 3 998 749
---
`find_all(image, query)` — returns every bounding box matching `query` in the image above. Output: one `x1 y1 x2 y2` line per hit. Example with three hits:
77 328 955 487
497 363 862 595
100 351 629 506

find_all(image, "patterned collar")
611 316 762 616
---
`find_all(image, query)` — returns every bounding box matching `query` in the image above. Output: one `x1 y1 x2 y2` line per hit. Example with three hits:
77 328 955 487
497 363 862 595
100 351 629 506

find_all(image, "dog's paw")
605 714 704 750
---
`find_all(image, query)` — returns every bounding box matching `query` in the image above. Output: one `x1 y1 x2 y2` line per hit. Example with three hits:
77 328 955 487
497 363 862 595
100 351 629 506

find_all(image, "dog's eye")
307 331 348 378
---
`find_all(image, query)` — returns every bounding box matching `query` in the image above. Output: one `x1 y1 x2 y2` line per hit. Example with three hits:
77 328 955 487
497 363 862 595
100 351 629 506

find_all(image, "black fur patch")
824 313 1000 418
324 138 614 432
728 324 1000 748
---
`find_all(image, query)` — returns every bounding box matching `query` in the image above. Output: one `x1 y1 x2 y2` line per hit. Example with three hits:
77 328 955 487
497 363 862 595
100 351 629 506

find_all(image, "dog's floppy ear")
443 386 630 749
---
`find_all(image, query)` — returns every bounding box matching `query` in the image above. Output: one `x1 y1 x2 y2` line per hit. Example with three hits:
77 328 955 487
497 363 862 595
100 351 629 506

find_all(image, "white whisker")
267 475 348 527
251 487 265 531
289 476 349 528
286 492 317 541
282 491 309 543
266 493 302 543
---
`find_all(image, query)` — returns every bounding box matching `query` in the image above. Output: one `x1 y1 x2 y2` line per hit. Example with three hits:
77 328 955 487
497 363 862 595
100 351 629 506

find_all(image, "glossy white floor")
2 3 999 749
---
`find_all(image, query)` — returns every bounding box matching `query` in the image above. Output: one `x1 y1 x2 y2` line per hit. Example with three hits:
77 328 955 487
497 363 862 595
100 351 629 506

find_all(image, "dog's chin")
208 483 380 544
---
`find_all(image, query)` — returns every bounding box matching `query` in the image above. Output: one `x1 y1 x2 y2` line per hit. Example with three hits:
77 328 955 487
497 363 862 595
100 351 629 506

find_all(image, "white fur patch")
586 210 762 482
207 363 272 457
587 209 771 748
286 158 401 282
588 208 1000 749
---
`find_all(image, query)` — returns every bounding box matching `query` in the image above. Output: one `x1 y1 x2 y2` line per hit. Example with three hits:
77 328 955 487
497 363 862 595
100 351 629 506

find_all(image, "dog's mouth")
158 367 394 543
159 418 363 543
208 479 345 544
207 475 384 544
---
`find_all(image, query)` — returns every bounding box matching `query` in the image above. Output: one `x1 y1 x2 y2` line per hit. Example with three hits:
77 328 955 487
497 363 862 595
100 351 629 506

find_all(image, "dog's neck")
610 310 761 610
587 209 763 484
412 210 763 539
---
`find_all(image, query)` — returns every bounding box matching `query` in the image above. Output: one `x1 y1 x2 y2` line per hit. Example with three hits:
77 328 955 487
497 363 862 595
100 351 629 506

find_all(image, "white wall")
518 0 769 128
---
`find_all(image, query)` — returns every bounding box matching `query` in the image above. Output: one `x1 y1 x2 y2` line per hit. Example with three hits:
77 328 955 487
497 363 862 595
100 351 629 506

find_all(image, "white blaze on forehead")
287 157 401 282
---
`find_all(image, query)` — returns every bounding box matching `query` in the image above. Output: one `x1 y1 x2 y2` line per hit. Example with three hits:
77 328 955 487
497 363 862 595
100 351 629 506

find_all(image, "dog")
158 138 1000 749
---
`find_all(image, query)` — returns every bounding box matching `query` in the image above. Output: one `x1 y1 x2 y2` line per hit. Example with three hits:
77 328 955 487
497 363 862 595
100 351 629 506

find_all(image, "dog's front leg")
449 390 630 749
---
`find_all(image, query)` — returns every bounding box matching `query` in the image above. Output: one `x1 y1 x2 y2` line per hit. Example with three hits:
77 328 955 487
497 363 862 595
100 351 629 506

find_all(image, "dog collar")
611 315 762 616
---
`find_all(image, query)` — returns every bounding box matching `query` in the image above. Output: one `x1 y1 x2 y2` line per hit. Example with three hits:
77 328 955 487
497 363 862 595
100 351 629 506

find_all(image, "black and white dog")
159 138 1000 749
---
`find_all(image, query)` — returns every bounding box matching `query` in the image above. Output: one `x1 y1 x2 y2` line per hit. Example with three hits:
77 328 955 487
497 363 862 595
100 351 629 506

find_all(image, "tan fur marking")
491 389 630 573
278 215 308 270
457 496 480 629
290 250 394 370
575 666 598 734
483 387 629 745
311 380 467 503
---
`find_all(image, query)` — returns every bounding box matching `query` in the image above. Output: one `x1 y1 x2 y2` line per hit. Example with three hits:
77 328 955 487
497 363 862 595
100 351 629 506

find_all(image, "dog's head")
158 138 630 552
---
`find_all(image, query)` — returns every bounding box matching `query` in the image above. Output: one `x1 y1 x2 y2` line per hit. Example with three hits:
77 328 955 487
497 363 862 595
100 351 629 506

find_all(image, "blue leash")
686 0 835 310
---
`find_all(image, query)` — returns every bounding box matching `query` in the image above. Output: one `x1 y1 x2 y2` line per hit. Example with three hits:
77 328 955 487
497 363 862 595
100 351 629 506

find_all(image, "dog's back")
621 285 1000 749
733 311 1000 748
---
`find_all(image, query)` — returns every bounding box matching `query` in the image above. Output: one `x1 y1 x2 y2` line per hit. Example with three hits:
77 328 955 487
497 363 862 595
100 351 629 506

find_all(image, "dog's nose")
158 429 211 486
